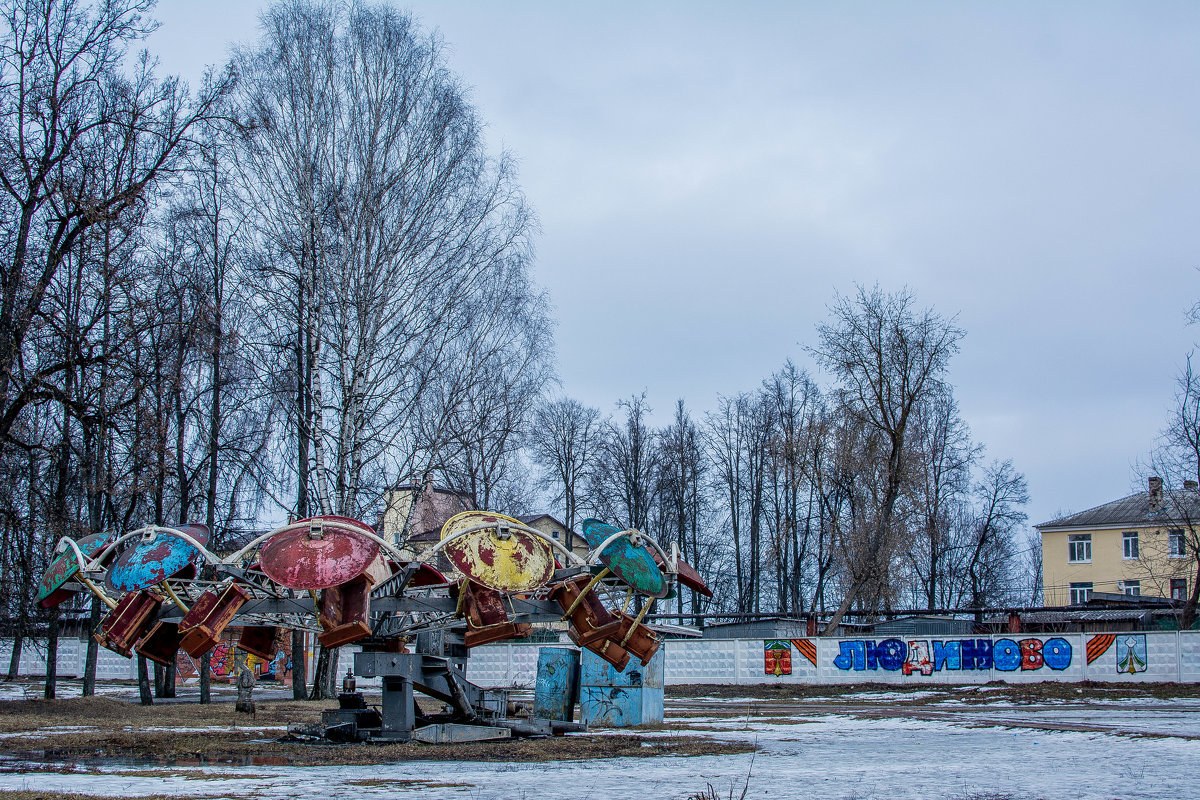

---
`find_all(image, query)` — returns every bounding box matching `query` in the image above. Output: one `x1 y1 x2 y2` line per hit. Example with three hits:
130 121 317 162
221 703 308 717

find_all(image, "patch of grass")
4 729 756 766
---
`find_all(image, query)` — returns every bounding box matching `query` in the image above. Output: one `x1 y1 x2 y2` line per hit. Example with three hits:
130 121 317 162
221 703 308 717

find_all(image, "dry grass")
0 696 756 765
0 794 224 800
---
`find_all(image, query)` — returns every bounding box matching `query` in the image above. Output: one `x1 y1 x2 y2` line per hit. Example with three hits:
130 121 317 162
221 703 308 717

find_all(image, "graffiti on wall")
827 637 1074 674
1089 633 1148 674
1086 633 1150 674
172 631 295 683
763 639 819 675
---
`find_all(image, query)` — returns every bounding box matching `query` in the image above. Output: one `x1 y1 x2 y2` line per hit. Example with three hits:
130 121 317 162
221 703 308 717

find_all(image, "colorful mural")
794 638 817 666
764 640 792 675
763 639 820 674
826 637 1073 673
1116 635 1148 674
1086 633 1116 664
166 628 298 683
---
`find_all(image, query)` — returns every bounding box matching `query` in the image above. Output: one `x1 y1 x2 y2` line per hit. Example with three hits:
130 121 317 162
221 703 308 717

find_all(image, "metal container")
533 647 580 722
579 646 664 726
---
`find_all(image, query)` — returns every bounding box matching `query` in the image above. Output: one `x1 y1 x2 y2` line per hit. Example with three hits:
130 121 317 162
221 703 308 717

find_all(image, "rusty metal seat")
567 626 630 671
237 625 279 660
178 583 250 658
96 589 163 657
549 575 622 646
135 620 183 666
458 579 531 648
611 611 661 666
317 577 373 647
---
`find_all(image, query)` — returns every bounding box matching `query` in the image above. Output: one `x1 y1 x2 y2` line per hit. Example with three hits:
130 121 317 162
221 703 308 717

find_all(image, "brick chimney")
1148 476 1164 511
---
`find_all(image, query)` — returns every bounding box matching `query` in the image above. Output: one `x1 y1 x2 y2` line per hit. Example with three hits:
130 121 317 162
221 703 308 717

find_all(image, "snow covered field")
1 689 1197 799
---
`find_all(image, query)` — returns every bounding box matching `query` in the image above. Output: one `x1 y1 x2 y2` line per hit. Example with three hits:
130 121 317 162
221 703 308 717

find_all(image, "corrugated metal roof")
1035 489 1200 529
985 610 1150 624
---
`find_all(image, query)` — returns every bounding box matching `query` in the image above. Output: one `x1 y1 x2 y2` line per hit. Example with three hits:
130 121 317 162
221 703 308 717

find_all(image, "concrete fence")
5 631 1199 688
470 631 1200 688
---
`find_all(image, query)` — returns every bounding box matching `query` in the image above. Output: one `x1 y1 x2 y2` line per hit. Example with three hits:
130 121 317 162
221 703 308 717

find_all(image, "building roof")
515 513 568 529
1035 489 1200 530
984 609 1153 625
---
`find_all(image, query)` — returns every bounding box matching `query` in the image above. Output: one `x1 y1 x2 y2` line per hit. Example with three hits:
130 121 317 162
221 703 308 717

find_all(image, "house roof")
515 513 568 530
1035 489 1200 530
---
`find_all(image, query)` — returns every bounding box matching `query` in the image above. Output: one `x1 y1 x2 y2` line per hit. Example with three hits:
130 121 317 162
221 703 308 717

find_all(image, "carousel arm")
585 528 671 567
422 521 588 567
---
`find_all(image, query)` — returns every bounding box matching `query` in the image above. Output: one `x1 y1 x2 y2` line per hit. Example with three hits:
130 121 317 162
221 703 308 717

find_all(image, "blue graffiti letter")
993 638 1021 672
1043 637 1072 671
871 638 906 671
961 639 993 670
834 641 867 671
933 640 961 671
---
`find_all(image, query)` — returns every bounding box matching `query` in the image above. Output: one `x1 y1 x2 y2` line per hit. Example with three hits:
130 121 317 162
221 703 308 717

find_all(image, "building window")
1169 529 1187 558
1120 580 1140 597
1068 534 1092 563
1122 531 1138 559
1171 579 1187 601
1070 582 1093 604
551 530 560 540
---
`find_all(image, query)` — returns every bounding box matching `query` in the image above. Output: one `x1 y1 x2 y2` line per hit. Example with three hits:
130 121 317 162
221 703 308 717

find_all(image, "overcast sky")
148 1 1200 534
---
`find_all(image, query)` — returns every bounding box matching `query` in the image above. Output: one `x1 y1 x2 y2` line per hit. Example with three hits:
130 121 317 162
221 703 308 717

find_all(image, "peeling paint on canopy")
258 516 380 590
440 511 554 593
36 532 113 608
105 524 210 592
581 519 668 598
259 517 379 590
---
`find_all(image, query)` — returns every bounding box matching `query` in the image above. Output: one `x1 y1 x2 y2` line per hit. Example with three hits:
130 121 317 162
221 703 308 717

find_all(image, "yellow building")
515 514 590 563
1036 477 1192 606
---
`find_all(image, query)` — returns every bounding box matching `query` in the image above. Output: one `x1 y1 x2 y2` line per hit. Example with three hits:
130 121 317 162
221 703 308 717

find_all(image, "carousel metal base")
317 650 584 743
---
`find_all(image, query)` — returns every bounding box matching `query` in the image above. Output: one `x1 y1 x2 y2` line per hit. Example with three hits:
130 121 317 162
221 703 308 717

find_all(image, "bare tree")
810 285 963 632
963 458 1028 618
1147 354 1200 628
235 0 539 697
0 0 229 445
592 393 659 531
903 386 977 609
657 399 708 621
529 396 601 537
706 392 773 612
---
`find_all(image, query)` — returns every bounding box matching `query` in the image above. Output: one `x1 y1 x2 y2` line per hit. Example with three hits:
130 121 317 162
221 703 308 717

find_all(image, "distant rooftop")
1035 480 1200 530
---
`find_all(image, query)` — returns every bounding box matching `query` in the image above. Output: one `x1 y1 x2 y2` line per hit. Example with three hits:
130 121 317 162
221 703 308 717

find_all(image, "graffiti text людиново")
832 637 1073 674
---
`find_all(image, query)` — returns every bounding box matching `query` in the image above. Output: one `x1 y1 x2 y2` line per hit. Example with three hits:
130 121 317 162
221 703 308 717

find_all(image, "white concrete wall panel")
1180 631 1200 682
4 632 1198 687
663 639 738 685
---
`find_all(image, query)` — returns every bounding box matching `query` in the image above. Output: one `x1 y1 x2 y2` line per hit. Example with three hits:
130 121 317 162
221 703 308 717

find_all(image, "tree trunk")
154 662 165 697
138 656 153 705
291 629 308 700
44 609 59 699
83 599 100 696
7 631 22 679
164 660 176 698
200 652 212 704
309 644 342 700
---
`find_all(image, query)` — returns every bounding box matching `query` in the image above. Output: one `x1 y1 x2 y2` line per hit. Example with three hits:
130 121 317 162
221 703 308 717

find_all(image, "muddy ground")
0 695 754 765
1 682 1196 768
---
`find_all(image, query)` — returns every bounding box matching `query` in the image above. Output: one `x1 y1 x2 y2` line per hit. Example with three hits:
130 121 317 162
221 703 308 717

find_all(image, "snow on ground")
2 701 1198 800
